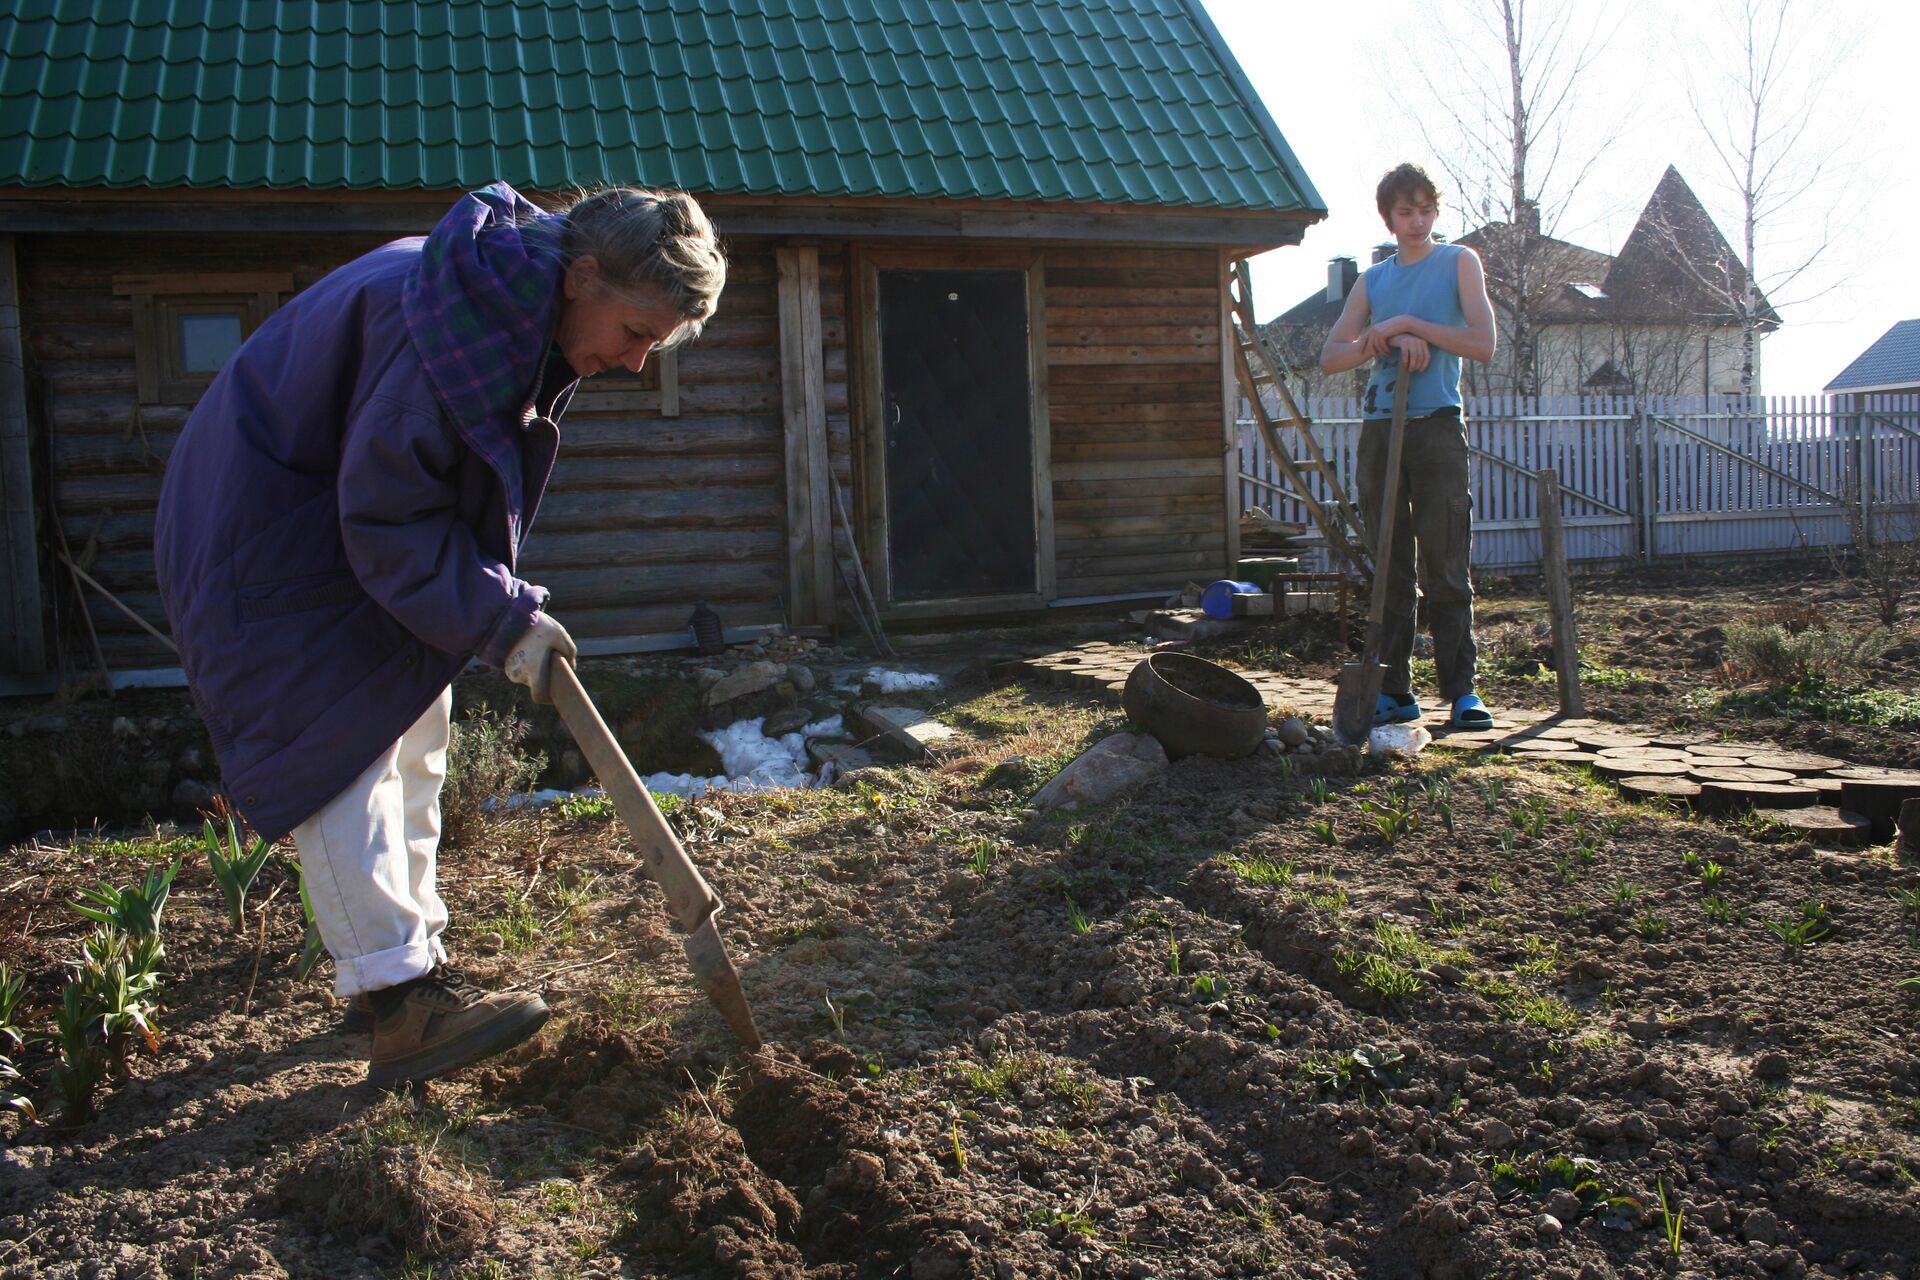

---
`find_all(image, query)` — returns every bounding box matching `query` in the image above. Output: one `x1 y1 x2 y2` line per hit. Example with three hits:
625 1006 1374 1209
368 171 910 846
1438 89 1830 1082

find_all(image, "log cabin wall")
1042 246 1229 600
18 231 848 674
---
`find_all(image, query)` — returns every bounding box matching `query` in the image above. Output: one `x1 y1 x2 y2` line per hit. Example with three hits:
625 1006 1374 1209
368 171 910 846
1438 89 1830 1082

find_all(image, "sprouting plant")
1509 800 1550 839
1610 878 1643 906
1703 894 1745 924
203 816 274 932
51 983 106 1126
1699 861 1725 890
1421 777 1452 809
1634 911 1671 940
1064 894 1092 936
968 837 999 878
823 991 848 1042
0 963 24 1053
1275 756 1296 781
1893 886 1920 919
1308 777 1331 806
1224 855 1294 887
1799 899 1832 928
1765 914 1829 950
1681 850 1701 871
1530 1059 1554 1085
1486 873 1505 896
1554 856 1576 885
1308 818 1338 847
71 861 177 937
1191 974 1232 1009
1476 776 1506 810
292 862 328 982
1574 834 1602 864
1361 795 1421 845
949 1112 967 1170
1657 1179 1685 1256
1497 828 1519 858
1167 929 1181 977
75 929 162 1079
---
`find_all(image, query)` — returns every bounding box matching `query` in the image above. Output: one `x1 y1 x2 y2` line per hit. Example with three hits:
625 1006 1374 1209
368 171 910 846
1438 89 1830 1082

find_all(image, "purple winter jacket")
154 185 577 840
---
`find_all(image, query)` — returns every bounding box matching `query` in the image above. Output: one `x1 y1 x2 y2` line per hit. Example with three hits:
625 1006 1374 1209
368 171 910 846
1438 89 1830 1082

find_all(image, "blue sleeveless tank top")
1361 242 1466 419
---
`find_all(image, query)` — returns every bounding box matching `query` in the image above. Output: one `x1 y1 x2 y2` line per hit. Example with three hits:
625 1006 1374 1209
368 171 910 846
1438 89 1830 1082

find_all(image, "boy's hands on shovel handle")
505 612 577 704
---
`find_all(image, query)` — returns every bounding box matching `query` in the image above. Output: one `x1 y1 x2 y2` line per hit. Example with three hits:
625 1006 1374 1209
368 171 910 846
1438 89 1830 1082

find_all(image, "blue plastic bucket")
1200 579 1260 619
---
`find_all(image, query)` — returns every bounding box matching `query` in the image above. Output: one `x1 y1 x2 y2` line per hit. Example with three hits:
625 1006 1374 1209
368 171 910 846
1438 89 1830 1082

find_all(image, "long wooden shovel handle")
1358 374 1412 666
549 656 722 934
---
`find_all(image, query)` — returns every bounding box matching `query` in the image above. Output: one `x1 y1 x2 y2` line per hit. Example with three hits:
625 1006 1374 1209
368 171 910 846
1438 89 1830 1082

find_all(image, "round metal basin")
1122 652 1267 760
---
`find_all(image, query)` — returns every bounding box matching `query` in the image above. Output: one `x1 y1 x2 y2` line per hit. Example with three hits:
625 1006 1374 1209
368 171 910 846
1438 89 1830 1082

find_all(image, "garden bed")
3 562 1918 1280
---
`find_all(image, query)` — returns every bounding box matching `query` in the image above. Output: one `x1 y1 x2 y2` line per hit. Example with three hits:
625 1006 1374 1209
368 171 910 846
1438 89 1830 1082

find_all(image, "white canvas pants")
292 687 453 997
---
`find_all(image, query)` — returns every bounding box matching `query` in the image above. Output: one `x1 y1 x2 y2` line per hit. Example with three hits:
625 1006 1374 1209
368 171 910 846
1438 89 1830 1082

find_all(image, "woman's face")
556 257 685 377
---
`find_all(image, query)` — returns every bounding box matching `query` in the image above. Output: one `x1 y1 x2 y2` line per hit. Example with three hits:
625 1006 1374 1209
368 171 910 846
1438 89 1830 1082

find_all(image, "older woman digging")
154 183 726 1087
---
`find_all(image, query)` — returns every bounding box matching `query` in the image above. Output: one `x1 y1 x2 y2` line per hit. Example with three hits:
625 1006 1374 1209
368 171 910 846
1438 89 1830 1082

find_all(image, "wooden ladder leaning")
1228 261 1375 581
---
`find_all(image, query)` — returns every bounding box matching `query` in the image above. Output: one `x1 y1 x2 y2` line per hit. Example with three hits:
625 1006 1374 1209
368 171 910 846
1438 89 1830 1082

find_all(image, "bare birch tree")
1667 0 1863 394
1389 0 1633 397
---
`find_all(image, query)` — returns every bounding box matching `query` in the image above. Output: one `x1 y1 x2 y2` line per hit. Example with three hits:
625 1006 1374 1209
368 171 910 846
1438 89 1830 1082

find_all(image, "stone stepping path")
1010 640 1920 848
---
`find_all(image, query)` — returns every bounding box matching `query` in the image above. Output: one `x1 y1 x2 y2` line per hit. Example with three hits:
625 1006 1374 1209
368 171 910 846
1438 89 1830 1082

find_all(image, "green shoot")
1167 928 1181 977
1064 894 1092 936
203 816 274 931
1657 1179 1684 1256
1308 817 1338 847
70 860 177 937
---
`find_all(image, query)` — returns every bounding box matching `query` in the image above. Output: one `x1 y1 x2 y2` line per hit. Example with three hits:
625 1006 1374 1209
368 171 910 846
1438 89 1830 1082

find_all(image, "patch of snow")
850 667 944 693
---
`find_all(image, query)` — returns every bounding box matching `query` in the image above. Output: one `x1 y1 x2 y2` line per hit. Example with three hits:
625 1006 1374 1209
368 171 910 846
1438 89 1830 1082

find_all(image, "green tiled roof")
0 0 1323 215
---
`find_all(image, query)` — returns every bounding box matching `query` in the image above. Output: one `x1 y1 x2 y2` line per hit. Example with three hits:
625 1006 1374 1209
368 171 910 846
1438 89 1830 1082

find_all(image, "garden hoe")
1331 373 1411 746
549 655 764 1053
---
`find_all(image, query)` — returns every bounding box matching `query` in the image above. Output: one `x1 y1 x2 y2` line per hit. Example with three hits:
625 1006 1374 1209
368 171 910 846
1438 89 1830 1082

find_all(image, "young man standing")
1319 163 1498 728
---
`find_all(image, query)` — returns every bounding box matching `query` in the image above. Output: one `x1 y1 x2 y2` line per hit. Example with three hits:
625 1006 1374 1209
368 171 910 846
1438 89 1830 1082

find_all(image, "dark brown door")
878 269 1035 600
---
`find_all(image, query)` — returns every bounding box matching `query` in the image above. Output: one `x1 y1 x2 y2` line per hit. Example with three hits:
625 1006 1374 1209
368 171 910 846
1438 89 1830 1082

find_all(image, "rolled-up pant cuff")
336 938 442 997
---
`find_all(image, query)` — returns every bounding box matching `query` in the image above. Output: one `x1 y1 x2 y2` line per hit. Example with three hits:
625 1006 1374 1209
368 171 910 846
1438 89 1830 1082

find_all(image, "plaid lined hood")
403 182 567 481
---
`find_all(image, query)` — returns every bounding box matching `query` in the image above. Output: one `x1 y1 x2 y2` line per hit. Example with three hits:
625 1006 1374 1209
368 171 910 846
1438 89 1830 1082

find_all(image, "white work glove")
503 612 577 705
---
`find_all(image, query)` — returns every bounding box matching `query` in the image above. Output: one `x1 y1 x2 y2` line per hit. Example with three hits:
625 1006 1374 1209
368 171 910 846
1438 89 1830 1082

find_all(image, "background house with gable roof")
1261 166 1771 404
1825 320 1920 398
0 0 1325 684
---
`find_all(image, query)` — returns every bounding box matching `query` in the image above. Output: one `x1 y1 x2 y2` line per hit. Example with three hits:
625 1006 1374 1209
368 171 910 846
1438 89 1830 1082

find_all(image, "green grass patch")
1222 855 1294 887
951 1052 1101 1108
1702 678 1920 730
1467 974 1581 1031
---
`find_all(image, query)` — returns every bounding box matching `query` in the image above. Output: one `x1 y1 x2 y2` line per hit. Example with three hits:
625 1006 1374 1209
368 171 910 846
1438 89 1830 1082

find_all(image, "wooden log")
1592 757 1692 777
1772 807 1872 847
1573 732 1653 751
1837 776 1920 841
1538 751 1601 767
1535 468 1584 715
1595 746 1691 761
1739 751 1847 774
1617 775 1702 804
1697 781 1820 813
1688 766 1799 784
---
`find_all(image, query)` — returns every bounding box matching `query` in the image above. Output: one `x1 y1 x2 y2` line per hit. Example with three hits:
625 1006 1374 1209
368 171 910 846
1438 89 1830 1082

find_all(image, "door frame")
850 245 1054 619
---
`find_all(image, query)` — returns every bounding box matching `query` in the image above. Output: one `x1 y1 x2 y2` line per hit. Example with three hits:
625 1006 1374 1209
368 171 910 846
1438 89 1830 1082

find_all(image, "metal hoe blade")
549 656 763 1052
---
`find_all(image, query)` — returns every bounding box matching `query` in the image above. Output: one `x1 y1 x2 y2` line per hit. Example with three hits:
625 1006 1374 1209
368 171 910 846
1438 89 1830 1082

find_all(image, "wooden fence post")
0 235 48 674
1537 468 1584 716
1638 401 1657 566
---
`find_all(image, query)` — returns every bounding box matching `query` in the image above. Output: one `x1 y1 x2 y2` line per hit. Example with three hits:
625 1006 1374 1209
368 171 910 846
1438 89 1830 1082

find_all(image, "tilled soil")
5 565 1920 1280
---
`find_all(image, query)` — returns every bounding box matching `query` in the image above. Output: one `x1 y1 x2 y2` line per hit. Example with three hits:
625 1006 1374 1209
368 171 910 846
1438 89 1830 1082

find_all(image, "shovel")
549 655 764 1052
1331 373 1412 745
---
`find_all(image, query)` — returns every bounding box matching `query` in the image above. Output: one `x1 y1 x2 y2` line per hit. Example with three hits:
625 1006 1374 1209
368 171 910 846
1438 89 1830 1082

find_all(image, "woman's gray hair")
556 186 726 346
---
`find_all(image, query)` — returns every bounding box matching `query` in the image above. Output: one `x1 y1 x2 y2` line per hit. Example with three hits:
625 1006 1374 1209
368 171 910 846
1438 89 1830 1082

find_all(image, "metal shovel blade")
549 656 763 1053
1331 660 1386 746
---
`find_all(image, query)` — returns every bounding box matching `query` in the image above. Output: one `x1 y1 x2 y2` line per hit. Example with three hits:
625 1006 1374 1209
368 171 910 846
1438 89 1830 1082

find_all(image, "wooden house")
0 0 1324 687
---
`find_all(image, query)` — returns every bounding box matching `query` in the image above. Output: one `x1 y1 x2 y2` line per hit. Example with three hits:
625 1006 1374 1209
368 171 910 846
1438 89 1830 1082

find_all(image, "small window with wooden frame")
114 273 291 405
582 348 680 416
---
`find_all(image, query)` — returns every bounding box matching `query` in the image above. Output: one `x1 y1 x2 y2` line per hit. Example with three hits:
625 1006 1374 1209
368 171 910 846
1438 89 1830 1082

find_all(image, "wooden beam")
0 235 47 674
777 245 835 628
1219 249 1240 581
1536 468 1585 716
1026 255 1056 602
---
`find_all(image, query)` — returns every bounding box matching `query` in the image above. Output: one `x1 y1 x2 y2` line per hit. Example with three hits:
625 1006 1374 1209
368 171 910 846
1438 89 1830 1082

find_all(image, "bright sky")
1202 0 1919 394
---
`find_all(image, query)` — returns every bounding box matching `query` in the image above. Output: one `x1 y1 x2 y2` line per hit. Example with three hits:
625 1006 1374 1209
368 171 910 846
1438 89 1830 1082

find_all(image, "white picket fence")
1236 393 1920 573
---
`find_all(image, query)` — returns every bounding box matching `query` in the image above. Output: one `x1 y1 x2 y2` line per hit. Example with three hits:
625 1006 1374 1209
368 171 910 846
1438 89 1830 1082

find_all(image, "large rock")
705 661 787 709
1031 733 1169 810
853 705 958 761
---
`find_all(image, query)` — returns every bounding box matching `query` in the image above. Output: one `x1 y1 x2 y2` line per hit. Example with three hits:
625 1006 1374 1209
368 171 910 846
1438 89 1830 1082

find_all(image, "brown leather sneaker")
365 970 549 1088
340 993 376 1033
